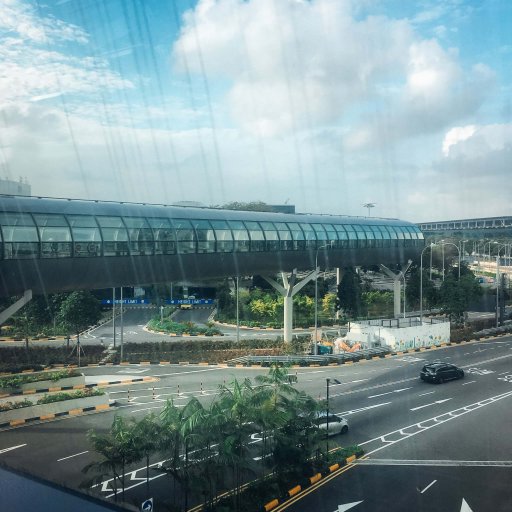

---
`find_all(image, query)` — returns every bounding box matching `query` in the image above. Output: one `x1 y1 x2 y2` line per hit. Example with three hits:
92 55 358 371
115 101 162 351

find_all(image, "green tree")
219 201 273 212
132 414 161 495
439 264 482 325
57 290 101 335
322 292 337 318
405 265 439 310
337 268 363 318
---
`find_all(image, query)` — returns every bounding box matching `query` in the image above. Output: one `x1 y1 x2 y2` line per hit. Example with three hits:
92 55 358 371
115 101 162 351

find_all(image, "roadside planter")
0 392 110 423
0 372 85 395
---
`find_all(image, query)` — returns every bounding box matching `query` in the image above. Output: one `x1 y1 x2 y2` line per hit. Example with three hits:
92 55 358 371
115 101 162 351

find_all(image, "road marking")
153 368 222 377
117 369 150 374
420 479 437 494
356 459 512 467
411 398 452 411
57 450 89 462
462 381 477 386
467 368 494 375
359 389 512 455
340 402 391 416
461 498 474 512
0 444 26 454
417 391 435 397
368 387 411 399
296 370 327 375
335 501 363 512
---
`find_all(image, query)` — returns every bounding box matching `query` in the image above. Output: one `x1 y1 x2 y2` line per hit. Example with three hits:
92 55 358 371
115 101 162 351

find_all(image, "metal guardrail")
227 347 390 365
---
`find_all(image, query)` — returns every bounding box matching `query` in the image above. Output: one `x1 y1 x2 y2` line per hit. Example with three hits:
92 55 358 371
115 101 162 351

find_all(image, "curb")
262 451 364 511
0 402 116 430
1 376 155 397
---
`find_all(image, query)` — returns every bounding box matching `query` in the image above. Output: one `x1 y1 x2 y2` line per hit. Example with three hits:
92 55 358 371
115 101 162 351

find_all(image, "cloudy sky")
0 0 511 222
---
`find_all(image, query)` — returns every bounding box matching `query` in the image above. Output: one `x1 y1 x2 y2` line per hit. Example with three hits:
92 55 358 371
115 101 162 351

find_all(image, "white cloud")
173 0 494 146
0 0 88 43
442 125 476 156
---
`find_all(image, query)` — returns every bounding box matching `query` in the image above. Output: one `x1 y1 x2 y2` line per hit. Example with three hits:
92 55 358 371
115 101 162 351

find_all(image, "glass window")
173 219 196 254
96 216 129 256
147 218 175 255
259 221 280 251
228 221 250 252
370 225 383 248
192 219 216 253
287 223 306 250
33 214 72 258
67 215 102 257
211 220 233 252
123 217 154 256
299 223 317 249
363 225 375 248
312 224 328 243
334 224 348 248
0 212 39 259
244 221 266 252
345 225 358 248
323 224 338 246
274 222 293 250
378 225 391 247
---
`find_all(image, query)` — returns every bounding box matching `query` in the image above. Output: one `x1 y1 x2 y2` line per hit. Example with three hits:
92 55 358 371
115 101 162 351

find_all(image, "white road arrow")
461 498 474 511
410 398 452 411
336 501 363 512
368 387 412 398
0 443 26 454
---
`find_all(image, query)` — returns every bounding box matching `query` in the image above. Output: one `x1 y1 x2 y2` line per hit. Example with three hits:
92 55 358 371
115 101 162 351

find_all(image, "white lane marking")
340 402 391 416
368 387 411 399
296 370 327 375
461 498 474 512
462 381 477 386
117 369 149 374
57 450 89 462
130 404 183 414
417 391 436 397
0 444 27 454
359 390 512 455
420 480 437 494
153 368 222 377
355 459 512 467
411 398 452 411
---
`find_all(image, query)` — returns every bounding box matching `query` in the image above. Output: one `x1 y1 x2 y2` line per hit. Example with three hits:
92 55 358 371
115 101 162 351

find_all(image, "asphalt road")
1 337 511 511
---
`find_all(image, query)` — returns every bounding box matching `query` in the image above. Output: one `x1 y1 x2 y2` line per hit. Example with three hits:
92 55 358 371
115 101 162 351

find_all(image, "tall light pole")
314 242 333 355
363 203 375 217
420 243 435 324
439 242 461 280
326 377 341 451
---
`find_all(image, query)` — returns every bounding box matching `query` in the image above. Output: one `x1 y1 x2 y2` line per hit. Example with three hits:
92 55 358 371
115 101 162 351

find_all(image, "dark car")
420 362 464 384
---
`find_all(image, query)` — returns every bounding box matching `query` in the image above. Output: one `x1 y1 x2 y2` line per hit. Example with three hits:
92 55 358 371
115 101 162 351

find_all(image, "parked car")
314 412 349 436
420 362 464 384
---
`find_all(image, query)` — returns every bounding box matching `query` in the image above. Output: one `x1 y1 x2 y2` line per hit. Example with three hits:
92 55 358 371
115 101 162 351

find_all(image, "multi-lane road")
1 337 511 511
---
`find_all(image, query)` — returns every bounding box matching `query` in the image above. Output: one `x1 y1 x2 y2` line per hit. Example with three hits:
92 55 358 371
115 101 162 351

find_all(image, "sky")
0 0 511 222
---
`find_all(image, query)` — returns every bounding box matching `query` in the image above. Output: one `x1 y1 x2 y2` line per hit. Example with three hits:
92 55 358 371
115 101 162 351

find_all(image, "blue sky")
1 0 511 221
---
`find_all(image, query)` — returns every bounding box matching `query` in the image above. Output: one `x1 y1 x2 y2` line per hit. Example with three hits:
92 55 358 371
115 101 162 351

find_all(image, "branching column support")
380 261 412 318
0 289 33 325
262 269 319 342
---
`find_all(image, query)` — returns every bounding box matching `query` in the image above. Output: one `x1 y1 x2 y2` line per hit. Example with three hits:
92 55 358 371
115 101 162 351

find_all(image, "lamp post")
326 377 341 451
314 242 333 355
420 243 435 324
439 242 461 280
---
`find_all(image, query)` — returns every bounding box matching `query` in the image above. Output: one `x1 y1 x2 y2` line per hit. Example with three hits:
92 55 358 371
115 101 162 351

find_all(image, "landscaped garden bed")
147 318 223 336
0 369 83 393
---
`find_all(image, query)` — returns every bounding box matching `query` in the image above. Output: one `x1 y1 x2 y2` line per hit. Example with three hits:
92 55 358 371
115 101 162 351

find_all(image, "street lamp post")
326 377 341 451
439 242 461 280
314 242 333 355
420 243 435 324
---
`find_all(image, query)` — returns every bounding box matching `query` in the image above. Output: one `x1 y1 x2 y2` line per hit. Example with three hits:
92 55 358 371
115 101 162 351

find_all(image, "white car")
315 412 349 436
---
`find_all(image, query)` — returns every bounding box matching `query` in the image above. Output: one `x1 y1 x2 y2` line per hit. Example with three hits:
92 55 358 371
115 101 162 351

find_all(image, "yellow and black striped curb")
0 376 155 398
262 453 362 511
0 403 116 430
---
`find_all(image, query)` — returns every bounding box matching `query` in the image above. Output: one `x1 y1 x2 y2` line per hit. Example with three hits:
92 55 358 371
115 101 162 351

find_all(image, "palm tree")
218 377 256 512
83 415 138 502
132 414 161 495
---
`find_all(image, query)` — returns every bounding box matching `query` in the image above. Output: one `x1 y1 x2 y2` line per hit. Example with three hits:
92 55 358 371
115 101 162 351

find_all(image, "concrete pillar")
335 267 342 320
262 269 318 342
380 260 412 320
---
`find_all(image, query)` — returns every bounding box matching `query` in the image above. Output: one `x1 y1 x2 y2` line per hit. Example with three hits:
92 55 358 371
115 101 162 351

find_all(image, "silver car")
315 412 349 436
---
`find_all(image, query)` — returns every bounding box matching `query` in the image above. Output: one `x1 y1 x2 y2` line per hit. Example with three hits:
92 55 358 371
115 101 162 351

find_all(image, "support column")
335 268 342 320
380 261 412 319
0 290 32 325
262 269 319 342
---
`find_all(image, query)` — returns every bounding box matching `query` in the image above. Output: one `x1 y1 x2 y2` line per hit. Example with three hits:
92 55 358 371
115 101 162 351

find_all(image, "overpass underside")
0 246 417 298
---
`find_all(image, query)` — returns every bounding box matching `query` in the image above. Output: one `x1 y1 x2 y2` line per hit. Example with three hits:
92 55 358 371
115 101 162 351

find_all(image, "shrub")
36 388 103 404
0 399 34 412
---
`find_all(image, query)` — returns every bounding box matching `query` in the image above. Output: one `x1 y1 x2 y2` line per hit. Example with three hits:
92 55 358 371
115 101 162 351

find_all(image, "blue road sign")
101 298 151 305
165 298 214 305
141 498 153 512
